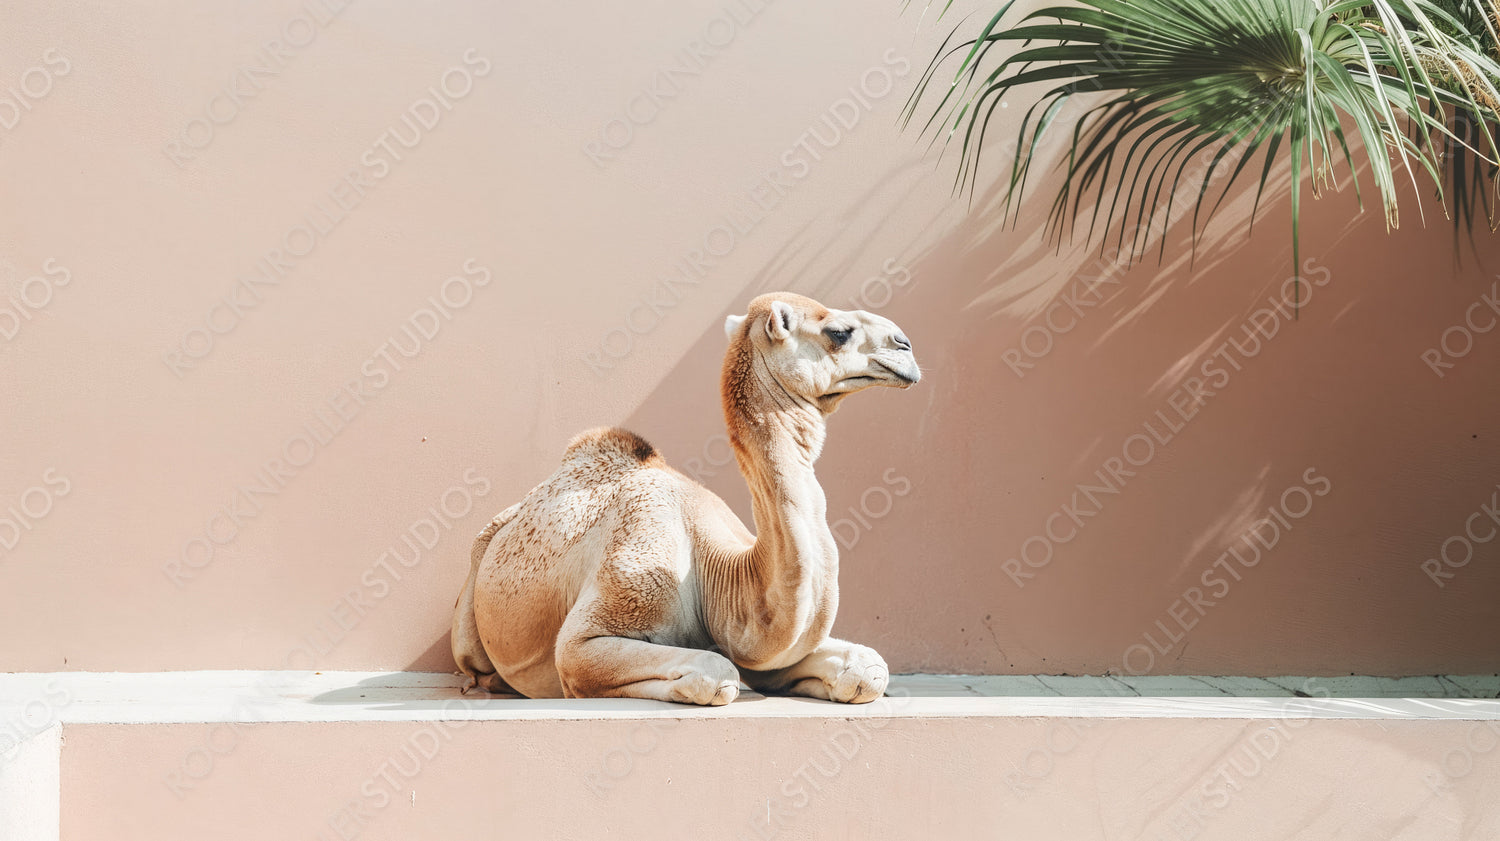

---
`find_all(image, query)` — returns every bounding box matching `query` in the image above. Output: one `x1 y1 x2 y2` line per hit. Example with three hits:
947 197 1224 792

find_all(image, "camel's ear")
765 301 796 342
723 314 746 341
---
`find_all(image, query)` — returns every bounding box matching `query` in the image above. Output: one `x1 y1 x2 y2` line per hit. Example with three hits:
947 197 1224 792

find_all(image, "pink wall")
0 1 1496 676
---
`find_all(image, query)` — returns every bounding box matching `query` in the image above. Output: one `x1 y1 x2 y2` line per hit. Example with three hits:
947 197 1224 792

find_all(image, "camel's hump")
563 426 660 465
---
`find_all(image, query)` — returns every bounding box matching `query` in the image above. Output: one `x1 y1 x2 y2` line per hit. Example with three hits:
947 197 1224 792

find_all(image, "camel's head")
724 292 920 414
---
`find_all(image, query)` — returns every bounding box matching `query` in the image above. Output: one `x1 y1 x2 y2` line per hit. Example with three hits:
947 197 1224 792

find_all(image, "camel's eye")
824 327 853 348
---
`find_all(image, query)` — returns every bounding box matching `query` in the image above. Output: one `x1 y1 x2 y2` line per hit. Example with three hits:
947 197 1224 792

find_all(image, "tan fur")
452 292 920 704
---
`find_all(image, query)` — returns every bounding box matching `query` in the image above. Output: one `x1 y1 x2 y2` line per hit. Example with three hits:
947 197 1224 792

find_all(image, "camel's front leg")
557 507 741 705
556 631 741 705
744 638 889 704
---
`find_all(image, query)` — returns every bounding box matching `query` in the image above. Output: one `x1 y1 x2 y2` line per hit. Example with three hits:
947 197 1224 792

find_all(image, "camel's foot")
478 671 517 694
459 669 519 696
784 641 889 704
665 651 741 706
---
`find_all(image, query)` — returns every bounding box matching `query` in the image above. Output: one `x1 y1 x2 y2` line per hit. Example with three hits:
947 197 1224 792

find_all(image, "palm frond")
908 0 1500 275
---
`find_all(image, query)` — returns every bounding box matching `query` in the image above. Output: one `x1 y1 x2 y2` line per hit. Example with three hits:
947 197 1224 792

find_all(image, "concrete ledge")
0 724 59 841
2 671 1497 724
4 673 1499 841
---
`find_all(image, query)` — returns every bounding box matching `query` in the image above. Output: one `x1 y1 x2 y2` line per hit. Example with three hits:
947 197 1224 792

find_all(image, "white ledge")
2 671 1498 725
0 724 58 841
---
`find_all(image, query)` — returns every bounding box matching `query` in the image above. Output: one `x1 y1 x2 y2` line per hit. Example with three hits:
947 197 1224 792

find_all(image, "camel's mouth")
818 356 920 402
871 358 920 386
823 363 918 398
825 376 880 396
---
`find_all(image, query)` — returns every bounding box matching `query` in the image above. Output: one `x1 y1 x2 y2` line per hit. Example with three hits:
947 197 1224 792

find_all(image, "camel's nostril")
894 334 912 351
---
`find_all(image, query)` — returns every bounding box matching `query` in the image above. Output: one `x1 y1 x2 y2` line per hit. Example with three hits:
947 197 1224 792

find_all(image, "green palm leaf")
905 0 1500 279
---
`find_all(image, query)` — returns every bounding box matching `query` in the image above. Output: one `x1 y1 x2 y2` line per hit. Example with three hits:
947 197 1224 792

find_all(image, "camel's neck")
739 408 834 588
716 344 837 638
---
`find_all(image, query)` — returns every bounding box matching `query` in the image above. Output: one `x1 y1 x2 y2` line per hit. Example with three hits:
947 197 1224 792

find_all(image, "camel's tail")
451 503 521 694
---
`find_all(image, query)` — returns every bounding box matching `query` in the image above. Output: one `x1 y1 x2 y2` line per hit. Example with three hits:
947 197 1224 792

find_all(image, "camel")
450 291 920 705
